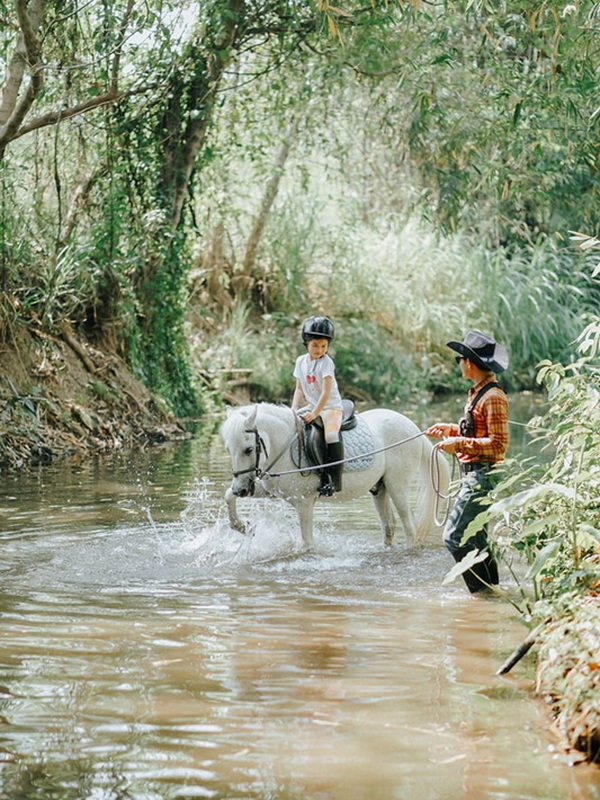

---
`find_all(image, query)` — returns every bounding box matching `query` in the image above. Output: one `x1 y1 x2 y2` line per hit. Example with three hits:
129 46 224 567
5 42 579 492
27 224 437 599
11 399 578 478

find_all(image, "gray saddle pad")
291 416 375 472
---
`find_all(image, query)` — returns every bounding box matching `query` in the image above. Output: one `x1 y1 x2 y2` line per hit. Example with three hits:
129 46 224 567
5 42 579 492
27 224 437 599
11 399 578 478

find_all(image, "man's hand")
435 437 461 455
426 423 453 438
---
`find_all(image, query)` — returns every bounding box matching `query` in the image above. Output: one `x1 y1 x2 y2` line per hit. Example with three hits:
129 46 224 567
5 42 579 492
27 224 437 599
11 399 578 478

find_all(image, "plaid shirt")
449 377 509 464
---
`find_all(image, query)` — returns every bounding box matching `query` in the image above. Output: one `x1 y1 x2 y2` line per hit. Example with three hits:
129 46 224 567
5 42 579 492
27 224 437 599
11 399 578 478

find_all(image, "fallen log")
496 621 547 676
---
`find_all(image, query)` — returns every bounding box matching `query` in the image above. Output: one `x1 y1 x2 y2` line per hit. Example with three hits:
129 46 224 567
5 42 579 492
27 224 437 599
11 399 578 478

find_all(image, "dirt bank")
0 325 190 468
536 594 600 765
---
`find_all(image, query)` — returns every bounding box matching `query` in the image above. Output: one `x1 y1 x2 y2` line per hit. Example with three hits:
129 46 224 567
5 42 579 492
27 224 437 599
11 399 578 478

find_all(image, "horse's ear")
245 404 258 427
225 406 235 418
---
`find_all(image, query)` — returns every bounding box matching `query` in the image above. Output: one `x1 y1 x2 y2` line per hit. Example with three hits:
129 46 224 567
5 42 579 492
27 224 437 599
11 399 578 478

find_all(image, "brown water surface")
0 395 599 799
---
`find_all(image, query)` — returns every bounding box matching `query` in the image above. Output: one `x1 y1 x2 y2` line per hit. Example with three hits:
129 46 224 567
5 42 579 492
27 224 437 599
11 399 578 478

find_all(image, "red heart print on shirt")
307 375 316 384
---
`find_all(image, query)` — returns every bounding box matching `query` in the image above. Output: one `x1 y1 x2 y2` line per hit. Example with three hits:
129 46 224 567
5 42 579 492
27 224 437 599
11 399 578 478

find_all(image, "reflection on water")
0 396 598 800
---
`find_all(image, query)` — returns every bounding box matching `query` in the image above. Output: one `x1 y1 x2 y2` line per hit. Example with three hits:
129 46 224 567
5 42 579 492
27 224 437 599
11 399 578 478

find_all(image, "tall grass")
190 106 592 403
485 244 592 384
190 304 296 402
189 200 591 403
262 208 589 396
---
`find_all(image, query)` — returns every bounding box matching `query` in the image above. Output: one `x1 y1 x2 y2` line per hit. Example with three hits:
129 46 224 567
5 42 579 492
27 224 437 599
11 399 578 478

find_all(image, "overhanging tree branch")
0 0 46 150
8 83 160 142
0 0 138 159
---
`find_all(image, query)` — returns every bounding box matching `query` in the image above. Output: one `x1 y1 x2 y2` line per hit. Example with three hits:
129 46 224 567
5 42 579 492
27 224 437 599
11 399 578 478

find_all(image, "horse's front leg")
225 487 248 534
290 498 316 551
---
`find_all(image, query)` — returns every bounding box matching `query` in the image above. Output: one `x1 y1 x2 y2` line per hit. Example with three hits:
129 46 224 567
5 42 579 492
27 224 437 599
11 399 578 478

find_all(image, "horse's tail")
414 437 451 544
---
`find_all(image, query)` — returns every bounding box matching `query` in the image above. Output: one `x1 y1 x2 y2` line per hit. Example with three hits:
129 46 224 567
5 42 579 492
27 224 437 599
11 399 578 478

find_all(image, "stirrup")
319 475 334 496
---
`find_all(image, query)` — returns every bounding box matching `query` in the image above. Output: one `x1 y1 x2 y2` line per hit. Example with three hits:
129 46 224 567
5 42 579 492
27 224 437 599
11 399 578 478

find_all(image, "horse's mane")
257 403 294 421
220 403 292 437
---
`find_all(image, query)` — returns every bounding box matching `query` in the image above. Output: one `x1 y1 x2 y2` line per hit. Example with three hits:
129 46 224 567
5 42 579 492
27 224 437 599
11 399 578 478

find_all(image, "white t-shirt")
293 353 342 411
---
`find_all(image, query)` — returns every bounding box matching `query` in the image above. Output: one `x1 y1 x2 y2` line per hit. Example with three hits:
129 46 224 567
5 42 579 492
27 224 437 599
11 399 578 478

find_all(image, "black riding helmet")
301 315 334 344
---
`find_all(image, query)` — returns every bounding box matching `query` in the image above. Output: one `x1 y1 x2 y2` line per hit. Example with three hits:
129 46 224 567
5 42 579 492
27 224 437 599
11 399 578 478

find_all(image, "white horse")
220 403 450 551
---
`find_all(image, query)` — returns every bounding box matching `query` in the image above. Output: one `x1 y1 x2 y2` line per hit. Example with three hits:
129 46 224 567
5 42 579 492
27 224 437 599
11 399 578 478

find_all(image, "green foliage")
191 304 295 402
18 246 102 329
1 378 39 422
2 0 599 419
485 243 593 384
137 232 200 416
297 212 587 392
190 175 591 400
333 318 422 403
477 315 600 613
310 0 600 244
257 201 319 313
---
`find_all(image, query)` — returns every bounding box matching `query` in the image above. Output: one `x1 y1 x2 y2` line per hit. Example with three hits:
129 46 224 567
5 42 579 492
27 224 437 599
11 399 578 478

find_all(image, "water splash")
3 471 454 597
179 477 303 567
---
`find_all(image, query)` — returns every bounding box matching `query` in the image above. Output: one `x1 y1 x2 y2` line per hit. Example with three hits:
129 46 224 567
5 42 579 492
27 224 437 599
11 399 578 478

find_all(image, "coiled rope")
429 444 459 528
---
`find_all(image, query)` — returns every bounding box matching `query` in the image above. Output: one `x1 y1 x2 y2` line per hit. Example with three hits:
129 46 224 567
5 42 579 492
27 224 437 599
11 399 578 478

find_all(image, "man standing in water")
426 330 509 593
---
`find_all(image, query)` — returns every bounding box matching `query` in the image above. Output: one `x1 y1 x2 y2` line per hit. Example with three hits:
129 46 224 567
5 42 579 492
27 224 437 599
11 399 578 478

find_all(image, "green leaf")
525 540 562 580
520 515 561 538
578 524 600 545
442 548 489 585
488 483 576 514
461 508 493 544
512 100 523 126
18 397 37 416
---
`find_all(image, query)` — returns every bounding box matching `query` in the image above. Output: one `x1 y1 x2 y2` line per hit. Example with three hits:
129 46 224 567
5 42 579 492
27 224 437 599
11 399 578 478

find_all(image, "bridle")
231 426 269 478
231 414 301 480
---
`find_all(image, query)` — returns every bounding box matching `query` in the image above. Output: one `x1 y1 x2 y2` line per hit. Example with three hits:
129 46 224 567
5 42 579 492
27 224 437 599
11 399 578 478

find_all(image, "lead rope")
263 428 430 478
253 415 530 525
261 427 457 530
256 414 533 480
429 444 460 528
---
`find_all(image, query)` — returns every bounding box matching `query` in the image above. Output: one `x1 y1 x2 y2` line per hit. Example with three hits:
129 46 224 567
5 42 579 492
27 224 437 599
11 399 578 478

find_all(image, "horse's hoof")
230 520 249 534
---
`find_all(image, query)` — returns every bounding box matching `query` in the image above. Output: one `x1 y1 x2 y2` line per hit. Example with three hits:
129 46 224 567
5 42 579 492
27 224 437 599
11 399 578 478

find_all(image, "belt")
460 461 493 473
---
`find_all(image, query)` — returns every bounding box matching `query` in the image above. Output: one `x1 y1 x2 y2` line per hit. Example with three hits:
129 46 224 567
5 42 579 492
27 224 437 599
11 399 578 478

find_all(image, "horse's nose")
232 480 254 498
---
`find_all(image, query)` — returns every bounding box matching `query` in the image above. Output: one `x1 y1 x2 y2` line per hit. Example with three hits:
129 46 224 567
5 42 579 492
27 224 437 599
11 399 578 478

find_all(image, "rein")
232 410 438 480
233 417 301 480
261 424 301 477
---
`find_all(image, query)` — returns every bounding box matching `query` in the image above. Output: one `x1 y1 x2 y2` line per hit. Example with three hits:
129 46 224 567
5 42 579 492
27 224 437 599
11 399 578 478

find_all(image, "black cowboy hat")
447 330 509 373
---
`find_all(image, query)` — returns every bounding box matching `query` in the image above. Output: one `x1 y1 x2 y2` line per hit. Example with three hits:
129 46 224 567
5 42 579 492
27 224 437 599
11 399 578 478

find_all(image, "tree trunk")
158 0 246 231
235 116 300 298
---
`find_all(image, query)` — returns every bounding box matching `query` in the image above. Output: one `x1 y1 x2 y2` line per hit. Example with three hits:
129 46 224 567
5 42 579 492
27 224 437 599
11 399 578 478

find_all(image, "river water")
0 395 599 800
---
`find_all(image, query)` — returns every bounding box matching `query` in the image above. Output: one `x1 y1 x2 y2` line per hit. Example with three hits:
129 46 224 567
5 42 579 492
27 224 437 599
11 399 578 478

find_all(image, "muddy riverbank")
0 326 190 467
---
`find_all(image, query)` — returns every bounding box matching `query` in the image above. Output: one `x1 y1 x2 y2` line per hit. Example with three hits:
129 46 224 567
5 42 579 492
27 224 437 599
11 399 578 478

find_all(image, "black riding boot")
326 441 344 493
318 470 334 496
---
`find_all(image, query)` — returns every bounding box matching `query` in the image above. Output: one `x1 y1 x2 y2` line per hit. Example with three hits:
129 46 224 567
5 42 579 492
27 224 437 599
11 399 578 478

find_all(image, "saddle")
301 399 357 469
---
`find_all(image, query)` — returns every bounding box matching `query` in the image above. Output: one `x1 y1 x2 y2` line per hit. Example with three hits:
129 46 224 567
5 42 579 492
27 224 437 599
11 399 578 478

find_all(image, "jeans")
443 467 499 593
